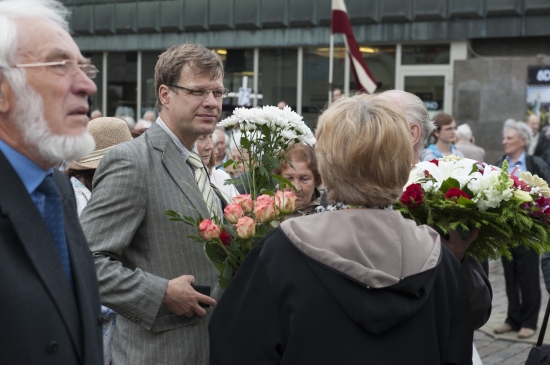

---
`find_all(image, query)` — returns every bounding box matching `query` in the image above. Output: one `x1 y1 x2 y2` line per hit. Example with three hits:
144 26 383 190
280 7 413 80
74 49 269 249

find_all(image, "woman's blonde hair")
316 94 413 207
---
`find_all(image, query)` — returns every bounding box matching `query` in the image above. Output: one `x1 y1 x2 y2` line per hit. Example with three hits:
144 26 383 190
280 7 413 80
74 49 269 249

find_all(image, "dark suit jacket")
0 151 102 365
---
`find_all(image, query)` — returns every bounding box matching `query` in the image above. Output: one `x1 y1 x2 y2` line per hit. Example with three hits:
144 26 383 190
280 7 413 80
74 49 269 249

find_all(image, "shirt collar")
155 117 198 158
0 139 52 194
505 151 526 176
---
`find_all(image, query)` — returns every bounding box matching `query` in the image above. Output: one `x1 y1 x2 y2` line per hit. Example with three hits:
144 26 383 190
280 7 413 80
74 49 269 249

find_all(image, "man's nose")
202 91 218 107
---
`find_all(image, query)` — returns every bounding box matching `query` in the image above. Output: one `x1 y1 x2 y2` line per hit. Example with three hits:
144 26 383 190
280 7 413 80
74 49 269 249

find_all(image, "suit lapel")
0 152 82 361
147 124 210 219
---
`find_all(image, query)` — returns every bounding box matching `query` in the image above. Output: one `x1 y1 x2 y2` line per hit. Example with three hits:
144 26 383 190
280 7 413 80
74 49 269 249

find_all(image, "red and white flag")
332 0 377 94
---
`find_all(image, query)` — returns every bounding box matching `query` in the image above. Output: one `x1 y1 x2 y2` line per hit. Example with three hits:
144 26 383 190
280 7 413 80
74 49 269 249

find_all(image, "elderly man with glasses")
0 0 103 363
80 43 226 365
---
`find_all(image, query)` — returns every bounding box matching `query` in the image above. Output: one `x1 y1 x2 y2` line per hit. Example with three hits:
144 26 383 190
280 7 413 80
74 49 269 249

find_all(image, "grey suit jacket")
80 123 222 365
455 141 486 162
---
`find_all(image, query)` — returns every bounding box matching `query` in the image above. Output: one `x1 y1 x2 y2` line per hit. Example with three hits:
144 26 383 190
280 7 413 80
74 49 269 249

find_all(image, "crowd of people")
4 0 550 364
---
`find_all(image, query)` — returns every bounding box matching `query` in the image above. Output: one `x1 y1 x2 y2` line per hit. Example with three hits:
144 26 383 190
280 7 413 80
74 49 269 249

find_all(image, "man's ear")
158 84 170 110
0 74 13 114
410 123 421 147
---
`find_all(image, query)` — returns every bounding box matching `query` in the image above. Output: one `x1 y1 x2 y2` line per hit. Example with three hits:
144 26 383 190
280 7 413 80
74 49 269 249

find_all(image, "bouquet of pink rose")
394 155 550 261
166 191 296 288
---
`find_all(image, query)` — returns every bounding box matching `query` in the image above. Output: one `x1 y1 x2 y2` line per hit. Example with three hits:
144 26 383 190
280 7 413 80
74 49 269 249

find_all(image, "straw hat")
69 117 132 170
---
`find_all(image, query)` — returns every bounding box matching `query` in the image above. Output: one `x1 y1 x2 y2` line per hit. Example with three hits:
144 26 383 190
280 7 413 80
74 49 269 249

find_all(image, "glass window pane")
404 75 445 113
220 48 255 120
258 48 298 109
107 52 137 122
140 51 162 121
84 52 104 115
302 47 345 128
356 45 396 93
401 44 450 65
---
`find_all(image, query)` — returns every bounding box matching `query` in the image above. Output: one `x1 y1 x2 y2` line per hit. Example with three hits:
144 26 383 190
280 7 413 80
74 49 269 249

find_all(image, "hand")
439 228 480 262
162 275 216 318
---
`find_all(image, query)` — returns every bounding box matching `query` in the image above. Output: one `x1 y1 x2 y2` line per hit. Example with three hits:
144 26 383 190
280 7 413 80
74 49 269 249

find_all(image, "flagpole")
329 33 334 104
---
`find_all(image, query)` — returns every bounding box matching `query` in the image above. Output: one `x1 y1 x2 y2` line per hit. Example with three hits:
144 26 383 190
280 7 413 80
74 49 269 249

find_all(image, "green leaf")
258 165 269 177
204 242 228 263
457 196 476 206
218 276 230 289
240 136 251 150
221 262 233 280
223 159 234 168
272 174 295 191
440 177 460 193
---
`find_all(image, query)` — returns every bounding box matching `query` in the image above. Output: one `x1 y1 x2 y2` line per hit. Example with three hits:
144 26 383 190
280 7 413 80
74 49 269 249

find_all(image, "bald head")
527 114 540 135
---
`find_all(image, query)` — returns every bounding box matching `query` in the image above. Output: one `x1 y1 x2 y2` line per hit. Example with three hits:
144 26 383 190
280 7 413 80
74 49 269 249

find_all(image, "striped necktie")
187 152 217 218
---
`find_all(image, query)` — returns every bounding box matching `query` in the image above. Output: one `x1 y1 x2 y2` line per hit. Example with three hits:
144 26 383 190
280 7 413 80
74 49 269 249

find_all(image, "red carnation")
220 228 231 246
445 187 471 201
429 159 439 166
401 184 423 208
510 175 530 191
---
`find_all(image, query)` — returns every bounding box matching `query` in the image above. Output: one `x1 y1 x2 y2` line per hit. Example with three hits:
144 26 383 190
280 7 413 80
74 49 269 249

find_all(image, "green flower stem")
217 240 239 270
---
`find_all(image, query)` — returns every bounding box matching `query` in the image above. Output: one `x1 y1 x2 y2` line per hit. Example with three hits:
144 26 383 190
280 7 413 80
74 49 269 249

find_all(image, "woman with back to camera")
208 94 473 365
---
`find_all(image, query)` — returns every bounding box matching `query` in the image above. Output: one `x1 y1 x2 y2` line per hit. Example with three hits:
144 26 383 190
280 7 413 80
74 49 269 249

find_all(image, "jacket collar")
146 123 210 219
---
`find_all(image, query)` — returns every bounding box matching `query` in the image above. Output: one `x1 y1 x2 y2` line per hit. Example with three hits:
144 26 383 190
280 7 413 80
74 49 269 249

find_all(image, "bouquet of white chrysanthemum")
395 155 550 261
217 105 316 199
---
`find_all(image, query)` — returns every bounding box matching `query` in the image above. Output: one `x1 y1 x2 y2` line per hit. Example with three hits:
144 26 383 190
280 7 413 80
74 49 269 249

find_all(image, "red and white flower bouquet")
395 155 550 261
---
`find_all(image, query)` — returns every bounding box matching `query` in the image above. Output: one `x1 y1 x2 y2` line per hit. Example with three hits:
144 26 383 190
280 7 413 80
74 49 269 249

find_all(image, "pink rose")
232 194 253 213
235 217 256 239
224 203 244 224
198 219 220 241
275 190 297 214
254 199 277 223
255 194 274 205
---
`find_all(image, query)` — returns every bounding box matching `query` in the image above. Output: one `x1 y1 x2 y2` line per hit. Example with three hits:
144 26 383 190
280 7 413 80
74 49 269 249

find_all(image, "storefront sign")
526 65 550 125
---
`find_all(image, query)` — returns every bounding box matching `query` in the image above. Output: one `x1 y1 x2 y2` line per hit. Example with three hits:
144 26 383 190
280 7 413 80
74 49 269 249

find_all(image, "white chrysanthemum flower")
217 104 315 147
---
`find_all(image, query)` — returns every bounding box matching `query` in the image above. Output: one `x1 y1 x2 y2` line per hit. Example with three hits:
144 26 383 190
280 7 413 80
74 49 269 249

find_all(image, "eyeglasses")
13 60 99 79
167 84 230 99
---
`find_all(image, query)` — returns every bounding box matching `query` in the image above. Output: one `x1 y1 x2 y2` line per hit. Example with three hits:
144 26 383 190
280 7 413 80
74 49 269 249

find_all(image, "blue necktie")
37 175 74 291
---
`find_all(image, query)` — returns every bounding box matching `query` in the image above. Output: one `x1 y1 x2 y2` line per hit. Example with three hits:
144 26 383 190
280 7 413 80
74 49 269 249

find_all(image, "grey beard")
13 83 95 165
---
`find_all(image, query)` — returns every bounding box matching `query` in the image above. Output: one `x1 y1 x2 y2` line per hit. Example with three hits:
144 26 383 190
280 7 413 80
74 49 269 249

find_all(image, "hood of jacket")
280 209 442 334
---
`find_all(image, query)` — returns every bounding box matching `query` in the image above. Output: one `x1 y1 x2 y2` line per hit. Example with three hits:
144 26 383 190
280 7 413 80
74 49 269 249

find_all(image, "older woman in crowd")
195 133 239 202
274 143 322 218
209 94 473 364
493 119 550 339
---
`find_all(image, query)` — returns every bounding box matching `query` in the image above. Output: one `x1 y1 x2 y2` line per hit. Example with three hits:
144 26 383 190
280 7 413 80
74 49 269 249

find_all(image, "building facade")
65 0 550 162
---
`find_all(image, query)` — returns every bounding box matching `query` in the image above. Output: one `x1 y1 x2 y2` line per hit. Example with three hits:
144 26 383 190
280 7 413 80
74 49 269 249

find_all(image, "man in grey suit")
0 0 102 363
80 44 225 364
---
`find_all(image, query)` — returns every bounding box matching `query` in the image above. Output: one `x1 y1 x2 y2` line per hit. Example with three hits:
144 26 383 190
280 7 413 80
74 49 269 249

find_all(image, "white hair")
0 0 69 123
378 90 434 158
212 129 219 144
456 123 473 140
503 119 532 151
0 0 69 68
0 1 94 164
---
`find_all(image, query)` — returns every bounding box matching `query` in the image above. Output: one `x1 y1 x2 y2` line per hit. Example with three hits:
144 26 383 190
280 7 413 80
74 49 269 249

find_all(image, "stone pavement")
475 259 549 365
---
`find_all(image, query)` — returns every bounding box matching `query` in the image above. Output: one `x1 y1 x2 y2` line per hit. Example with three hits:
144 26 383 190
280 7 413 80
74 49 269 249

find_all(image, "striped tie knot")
187 152 218 218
